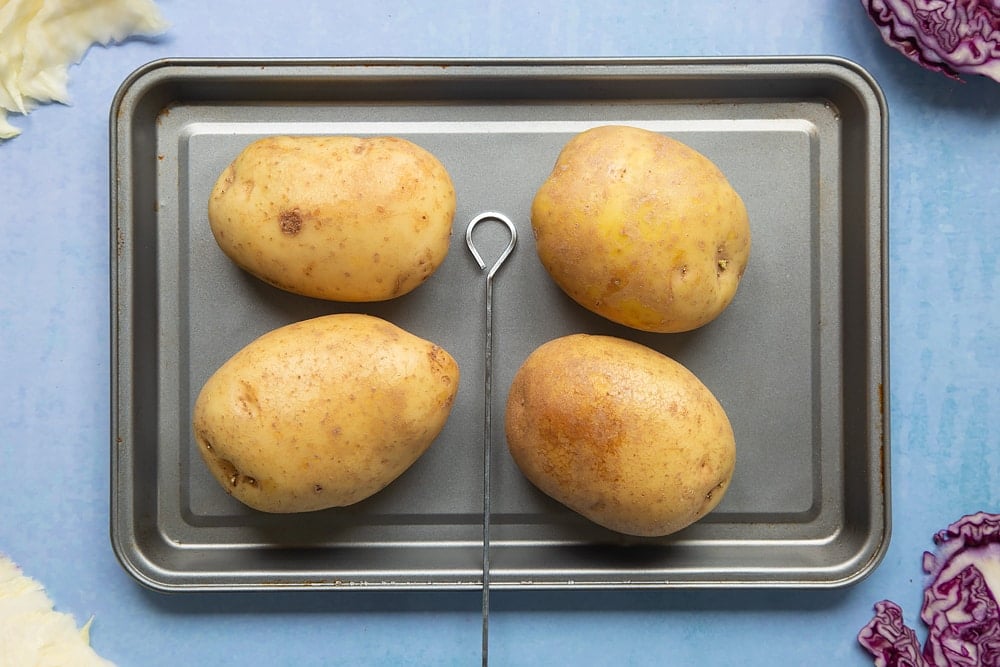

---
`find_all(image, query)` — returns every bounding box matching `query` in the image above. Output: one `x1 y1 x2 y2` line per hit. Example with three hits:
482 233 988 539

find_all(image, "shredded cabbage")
0 553 115 666
0 0 168 140
859 512 1000 667
860 0 1000 82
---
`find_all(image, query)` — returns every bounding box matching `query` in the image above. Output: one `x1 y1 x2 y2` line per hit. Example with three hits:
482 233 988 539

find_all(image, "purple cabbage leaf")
859 511 1000 666
861 0 1000 82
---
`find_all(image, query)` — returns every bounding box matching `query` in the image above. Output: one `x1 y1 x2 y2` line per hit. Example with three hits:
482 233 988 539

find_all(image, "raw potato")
531 125 751 333
192 313 460 513
505 334 735 537
208 135 456 301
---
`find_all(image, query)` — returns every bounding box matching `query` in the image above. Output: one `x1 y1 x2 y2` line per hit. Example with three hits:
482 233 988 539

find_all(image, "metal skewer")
465 211 517 667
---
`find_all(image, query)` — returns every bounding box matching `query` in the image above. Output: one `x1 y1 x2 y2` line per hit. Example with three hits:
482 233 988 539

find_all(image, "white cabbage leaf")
0 0 167 139
0 554 115 666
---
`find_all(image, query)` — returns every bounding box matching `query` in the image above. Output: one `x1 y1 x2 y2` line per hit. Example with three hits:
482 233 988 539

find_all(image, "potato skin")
505 334 735 537
192 314 459 513
531 125 750 333
208 135 456 301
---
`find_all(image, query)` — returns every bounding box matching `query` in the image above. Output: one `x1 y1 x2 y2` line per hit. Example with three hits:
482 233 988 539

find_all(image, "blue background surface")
1 1 997 664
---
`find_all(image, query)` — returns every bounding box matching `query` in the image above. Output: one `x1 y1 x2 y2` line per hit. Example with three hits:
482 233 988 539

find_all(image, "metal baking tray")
110 57 889 591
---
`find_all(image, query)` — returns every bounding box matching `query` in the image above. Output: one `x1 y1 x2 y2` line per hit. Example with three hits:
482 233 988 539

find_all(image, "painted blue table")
1 1 997 664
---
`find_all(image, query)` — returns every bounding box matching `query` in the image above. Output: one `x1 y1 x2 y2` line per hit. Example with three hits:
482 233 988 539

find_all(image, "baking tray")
110 57 889 591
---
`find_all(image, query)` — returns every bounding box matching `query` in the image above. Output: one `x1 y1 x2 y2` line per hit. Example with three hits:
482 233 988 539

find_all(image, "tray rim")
109 55 890 592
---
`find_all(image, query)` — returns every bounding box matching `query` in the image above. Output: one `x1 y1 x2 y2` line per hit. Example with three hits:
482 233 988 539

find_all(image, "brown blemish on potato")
392 272 412 296
199 434 260 489
279 209 303 235
701 480 727 513
211 458 242 487
715 245 730 275
215 165 236 196
197 430 214 452
238 381 259 418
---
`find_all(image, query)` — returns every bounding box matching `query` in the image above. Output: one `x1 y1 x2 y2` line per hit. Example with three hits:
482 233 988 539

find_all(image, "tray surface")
111 58 888 590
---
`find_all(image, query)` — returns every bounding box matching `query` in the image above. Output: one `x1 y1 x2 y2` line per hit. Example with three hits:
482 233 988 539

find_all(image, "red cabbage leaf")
861 0 1000 82
859 600 926 666
859 512 1000 666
